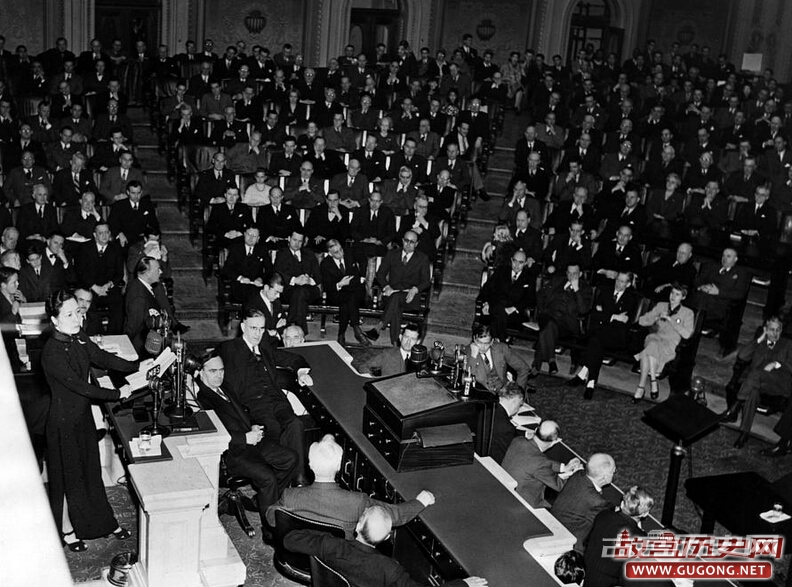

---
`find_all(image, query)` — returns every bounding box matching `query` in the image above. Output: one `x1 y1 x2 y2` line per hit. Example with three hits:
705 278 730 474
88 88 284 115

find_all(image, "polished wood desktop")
291 343 562 587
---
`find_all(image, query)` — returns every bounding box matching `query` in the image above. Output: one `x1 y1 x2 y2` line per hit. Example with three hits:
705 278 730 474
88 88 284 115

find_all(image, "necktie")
719 268 727 275
121 170 127 181
769 341 776 350
252 345 261 359
294 251 301 262
482 353 491 371
616 245 623 256
371 212 377 222
614 291 619 302
25 169 32 179
99 246 105 256
339 261 345 274
73 174 80 188
402 254 408 264
216 172 221 180
247 246 252 256
39 205 44 219
512 272 518 282
348 177 353 188
132 202 138 211
35 268 40 277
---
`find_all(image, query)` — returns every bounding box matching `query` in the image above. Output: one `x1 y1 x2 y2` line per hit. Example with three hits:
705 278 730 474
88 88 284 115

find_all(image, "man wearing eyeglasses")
367 229 430 345
397 195 441 260
380 165 418 215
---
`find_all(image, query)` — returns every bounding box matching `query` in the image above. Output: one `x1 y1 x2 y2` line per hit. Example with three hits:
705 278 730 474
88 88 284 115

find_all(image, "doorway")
349 7 401 62
95 0 160 54
566 0 623 61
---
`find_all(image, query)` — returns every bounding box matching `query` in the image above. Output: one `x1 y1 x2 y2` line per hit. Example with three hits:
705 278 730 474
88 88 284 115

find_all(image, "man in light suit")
368 230 431 346
320 239 370 347
98 151 145 204
465 323 531 392
550 453 617 552
266 434 431 539
502 420 583 508
408 118 441 160
328 158 370 210
359 323 422 376
723 316 792 448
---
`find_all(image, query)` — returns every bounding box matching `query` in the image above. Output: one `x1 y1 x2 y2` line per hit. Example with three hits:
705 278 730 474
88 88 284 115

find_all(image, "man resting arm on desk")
267 434 433 539
284 505 488 587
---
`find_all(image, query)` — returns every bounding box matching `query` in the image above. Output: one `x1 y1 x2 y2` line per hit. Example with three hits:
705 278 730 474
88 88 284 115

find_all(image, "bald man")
502 421 583 508
550 453 617 552
284 505 488 587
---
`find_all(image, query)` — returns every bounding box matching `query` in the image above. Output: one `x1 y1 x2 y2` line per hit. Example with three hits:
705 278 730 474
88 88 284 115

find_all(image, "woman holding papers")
42 290 137 552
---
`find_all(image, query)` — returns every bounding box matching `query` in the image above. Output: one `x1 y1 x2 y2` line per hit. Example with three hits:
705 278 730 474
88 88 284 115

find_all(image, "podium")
125 411 246 587
642 394 721 528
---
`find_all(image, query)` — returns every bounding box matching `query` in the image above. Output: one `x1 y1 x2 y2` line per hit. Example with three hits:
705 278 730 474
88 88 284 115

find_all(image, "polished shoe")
566 376 585 387
583 386 594 400
61 531 88 552
649 380 659 400
548 362 559 375
761 441 792 457
172 323 191 335
111 527 131 540
364 328 380 342
721 402 743 423
733 432 749 449
632 386 645 404
353 327 372 347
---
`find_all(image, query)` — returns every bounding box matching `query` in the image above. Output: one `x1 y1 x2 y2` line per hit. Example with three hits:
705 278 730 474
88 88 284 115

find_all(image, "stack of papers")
18 302 47 336
130 434 163 458
125 347 177 391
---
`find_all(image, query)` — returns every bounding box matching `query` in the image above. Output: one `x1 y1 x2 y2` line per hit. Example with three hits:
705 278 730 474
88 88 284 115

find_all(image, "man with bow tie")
692 248 750 356
195 352 298 544
722 316 792 448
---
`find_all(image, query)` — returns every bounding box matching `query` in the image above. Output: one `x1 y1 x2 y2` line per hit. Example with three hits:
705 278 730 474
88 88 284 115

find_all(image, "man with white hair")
501 420 583 508
284 505 489 586
267 434 433 538
551 453 617 552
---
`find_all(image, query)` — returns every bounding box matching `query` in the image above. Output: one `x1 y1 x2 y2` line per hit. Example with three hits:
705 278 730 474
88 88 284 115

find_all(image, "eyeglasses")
403 238 418 244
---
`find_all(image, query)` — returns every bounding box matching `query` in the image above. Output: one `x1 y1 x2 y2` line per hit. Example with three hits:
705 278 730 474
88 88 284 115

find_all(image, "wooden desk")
291 343 562 587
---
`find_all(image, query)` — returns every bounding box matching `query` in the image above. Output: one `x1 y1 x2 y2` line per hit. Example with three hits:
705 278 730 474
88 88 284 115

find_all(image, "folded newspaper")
124 347 177 392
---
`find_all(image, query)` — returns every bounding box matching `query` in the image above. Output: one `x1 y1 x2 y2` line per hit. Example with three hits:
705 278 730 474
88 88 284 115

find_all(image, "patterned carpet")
65 345 792 586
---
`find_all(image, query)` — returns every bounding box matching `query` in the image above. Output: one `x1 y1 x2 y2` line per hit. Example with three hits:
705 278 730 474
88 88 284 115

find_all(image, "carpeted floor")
66 344 792 586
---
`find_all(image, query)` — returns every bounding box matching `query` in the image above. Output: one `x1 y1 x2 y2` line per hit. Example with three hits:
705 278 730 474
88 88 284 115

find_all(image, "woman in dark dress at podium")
42 290 136 551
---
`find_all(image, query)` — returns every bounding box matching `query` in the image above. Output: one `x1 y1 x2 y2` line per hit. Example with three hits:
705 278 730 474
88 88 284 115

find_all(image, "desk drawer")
363 405 402 468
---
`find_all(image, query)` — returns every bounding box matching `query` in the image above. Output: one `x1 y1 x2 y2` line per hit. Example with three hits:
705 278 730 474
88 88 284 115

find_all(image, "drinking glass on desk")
139 431 152 451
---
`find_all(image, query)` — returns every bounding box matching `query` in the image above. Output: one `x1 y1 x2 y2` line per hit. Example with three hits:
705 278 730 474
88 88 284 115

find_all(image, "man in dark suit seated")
690 248 750 356
732 185 778 238
542 221 593 275
486 383 525 465
723 157 766 203
502 420 583 508
641 242 697 302
408 118 441 160
268 136 302 179
91 99 133 144
284 160 326 209
359 322 422 376
218 308 313 488
591 225 643 288
683 180 729 234
46 126 79 172
274 230 321 333
544 186 596 236
321 111 356 153
328 158 370 210
478 250 538 342
320 239 370 347
379 166 420 216
40 232 74 292
207 184 253 249
124 257 187 356
243 271 288 351
255 187 302 250
566 271 641 398
222 227 272 303
304 190 349 253
18 243 53 303
531 263 594 376
465 323 531 393
387 137 427 184
74 222 125 333
196 352 298 543
266 434 429 538
17 183 60 244
397 196 441 261
284 506 486 587
51 152 97 207
194 152 236 206
61 191 103 244
209 105 248 148
597 187 647 242
367 230 431 346
108 180 159 249
550 453 616 553
351 134 387 182
303 136 345 181
4 148 50 207
722 316 792 448
349 191 396 260
96 148 145 202
499 177 543 231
